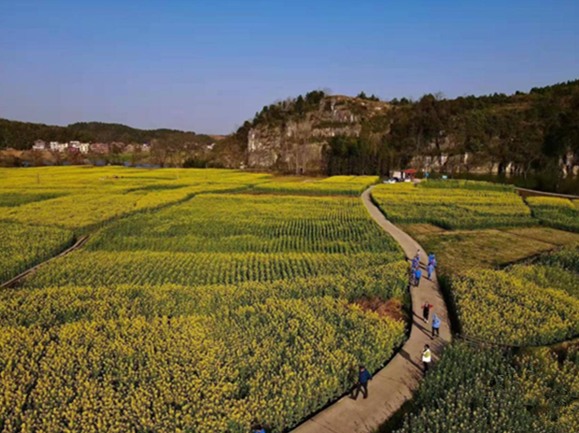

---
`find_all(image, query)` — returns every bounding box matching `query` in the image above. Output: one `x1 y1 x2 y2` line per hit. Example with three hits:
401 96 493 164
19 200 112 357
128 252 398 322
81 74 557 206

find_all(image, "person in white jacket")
422 344 432 375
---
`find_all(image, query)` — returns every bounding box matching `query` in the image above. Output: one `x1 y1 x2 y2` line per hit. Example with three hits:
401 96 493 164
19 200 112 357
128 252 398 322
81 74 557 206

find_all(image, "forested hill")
239 79 579 179
0 120 213 149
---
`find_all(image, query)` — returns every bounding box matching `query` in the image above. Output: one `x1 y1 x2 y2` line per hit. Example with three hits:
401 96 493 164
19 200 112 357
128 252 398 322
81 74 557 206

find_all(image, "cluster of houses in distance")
31 140 151 154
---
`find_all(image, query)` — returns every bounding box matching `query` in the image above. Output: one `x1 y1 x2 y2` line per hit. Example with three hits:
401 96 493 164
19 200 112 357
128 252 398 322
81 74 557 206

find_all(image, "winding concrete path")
292 187 451 433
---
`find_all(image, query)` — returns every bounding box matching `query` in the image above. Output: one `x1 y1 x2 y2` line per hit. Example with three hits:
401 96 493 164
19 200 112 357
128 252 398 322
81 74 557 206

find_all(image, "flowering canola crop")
393 341 579 433
0 168 407 433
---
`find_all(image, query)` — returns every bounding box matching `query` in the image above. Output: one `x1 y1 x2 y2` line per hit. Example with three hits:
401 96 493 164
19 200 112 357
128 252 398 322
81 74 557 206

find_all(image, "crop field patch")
0 221 75 285
388 341 579 433
372 181 534 230
412 228 559 277
526 196 579 233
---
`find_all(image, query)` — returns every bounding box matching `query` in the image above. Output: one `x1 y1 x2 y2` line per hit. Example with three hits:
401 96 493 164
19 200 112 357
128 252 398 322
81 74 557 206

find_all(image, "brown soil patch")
353 297 405 322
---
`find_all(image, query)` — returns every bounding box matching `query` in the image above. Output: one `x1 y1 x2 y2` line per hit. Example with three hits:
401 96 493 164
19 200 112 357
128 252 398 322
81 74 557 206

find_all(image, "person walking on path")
412 256 420 270
421 302 433 322
427 262 434 280
429 254 437 269
413 267 422 287
431 313 441 338
422 345 432 375
352 365 372 400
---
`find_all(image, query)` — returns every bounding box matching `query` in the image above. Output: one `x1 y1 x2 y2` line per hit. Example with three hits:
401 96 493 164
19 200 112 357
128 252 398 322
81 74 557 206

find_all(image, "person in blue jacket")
412 256 419 270
427 262 434 280
352 365 372 399
431 313 441 338
413 268 422 286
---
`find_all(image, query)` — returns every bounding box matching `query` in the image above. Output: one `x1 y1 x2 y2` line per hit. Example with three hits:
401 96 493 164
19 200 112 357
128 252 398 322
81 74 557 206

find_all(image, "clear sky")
1 0 578 134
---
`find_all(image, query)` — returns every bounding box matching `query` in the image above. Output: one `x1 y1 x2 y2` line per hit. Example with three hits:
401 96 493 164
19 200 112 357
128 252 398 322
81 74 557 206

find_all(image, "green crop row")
418 179 515 192
24 250 402 288
86 193 398 253
1 261 408 329
372 182 534 230
526 196 579 233
252 176 379 196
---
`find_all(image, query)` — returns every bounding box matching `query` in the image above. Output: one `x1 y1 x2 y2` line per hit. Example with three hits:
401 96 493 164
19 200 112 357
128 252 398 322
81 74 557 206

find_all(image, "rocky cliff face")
247 96 390 173
244 81 579 178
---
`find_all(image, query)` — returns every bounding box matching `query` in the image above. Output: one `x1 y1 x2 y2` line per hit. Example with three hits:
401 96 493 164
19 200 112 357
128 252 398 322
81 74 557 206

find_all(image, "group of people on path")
418 253 440 375
350 250 442 405
420 302 441 374
411 251 437 286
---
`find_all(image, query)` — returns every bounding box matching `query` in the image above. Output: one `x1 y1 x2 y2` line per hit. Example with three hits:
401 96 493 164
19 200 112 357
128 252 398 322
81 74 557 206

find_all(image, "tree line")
0 120 213 150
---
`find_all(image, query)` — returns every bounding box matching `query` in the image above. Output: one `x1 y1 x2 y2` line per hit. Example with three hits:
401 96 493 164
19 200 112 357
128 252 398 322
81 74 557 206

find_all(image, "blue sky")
1 0 578 134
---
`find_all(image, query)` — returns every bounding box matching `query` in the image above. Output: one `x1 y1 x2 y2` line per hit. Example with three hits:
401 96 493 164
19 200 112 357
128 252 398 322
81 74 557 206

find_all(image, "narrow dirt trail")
0 235 89 289
292 186 452 433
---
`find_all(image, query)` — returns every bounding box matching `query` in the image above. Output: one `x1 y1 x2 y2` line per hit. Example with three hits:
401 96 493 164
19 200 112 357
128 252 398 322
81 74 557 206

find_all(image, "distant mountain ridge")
1 79 578 185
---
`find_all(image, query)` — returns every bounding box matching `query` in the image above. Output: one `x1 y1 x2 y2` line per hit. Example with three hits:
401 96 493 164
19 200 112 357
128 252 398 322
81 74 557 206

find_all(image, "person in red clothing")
421 302 433 322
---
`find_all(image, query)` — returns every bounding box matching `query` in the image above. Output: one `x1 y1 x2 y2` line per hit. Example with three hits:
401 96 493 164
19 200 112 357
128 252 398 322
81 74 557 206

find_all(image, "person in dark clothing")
352 365 372 399
421 302 433 322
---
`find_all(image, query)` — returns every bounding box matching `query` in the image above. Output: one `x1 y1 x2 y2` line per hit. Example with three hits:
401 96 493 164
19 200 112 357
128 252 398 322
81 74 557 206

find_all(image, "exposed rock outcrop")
248 96 390 173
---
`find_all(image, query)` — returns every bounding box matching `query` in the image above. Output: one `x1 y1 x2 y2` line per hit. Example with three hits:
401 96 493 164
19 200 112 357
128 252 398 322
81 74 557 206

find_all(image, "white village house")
49 141 68 152
32 140 47 151
69 141 91 154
